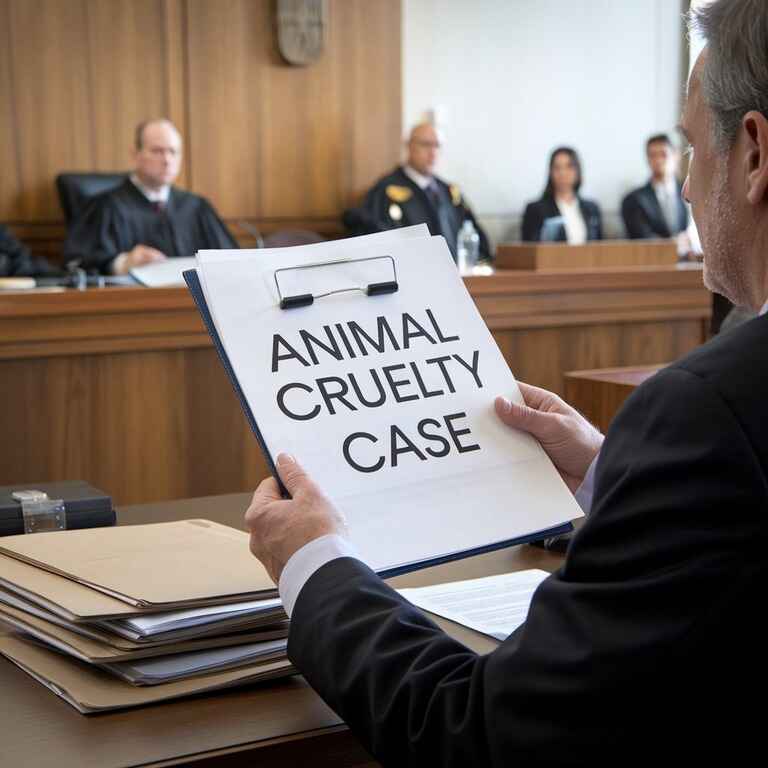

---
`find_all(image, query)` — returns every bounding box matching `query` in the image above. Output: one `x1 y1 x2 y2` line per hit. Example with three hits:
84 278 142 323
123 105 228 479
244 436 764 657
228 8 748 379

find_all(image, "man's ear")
743 111 768 205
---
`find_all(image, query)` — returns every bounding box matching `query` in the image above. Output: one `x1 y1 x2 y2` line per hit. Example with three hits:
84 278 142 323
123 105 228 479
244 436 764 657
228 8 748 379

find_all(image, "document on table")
101 638 288 685
398 570 550 641
130 257 196 286
103 597 284 639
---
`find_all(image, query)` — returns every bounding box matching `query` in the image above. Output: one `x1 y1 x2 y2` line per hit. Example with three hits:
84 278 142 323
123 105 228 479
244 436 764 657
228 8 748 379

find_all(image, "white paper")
107 597 283 637
102 638 287 684
398 570 549 641
130 257 197 287
194 231 581 573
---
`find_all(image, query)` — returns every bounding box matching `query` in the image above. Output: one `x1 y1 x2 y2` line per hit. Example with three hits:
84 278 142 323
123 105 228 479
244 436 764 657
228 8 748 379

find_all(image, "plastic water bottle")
456 219 480 274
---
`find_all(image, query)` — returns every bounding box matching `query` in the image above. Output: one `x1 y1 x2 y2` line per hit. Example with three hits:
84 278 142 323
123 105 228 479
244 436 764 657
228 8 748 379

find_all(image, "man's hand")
245 453 348 584
111 244 167 275
495 382 604 492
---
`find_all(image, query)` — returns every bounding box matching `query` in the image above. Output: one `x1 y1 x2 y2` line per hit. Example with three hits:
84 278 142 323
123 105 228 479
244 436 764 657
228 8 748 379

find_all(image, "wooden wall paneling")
0 1 22 221
492 319 704 395
4 0 93 220
338 0 402 204
183 347 269 499
4 352 190 504
184 0 264 217
85 0 170 171
163 0 189 188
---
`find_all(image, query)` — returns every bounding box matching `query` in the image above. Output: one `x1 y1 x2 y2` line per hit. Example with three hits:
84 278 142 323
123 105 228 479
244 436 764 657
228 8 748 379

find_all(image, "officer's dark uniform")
343 166 492 262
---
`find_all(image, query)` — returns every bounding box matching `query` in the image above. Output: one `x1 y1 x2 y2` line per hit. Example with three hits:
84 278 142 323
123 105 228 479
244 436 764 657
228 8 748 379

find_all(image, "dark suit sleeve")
621 192 657 238
521 202 542 241
0 225 33 276
288 366 768 767
585 199 603 240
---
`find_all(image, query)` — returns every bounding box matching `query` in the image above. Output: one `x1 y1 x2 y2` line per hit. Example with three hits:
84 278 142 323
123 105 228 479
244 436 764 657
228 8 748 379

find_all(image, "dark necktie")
152 200 166 214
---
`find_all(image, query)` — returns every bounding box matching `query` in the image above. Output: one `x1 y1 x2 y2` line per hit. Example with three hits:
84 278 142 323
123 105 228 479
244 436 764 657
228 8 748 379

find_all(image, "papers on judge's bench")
192 226 582 575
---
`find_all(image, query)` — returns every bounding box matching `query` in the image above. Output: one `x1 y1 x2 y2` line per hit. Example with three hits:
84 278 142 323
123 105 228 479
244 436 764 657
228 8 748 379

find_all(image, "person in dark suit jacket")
244 5 768 763
343 122 491 262
0 224 56 277
621 133 690 239
521 146 602 242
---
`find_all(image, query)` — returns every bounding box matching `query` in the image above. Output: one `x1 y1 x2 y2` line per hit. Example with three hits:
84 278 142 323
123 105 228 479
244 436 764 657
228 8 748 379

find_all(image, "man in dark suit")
621 133 690 241
343 122 491 262
244 2 768 764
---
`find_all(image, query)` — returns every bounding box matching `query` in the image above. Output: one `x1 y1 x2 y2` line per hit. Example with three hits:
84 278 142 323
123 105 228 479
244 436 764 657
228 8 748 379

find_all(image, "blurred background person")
0 224 56 278
64 119 237 275
521 147 602 243
343 122 492 263
621 133 690 252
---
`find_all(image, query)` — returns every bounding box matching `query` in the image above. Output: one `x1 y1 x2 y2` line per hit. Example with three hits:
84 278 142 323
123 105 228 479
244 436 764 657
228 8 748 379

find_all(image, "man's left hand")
244 453 348 584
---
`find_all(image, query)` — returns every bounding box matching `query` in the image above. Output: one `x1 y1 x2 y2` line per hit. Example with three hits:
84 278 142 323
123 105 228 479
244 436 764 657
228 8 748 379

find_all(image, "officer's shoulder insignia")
449 184 462 206
386 184 413 203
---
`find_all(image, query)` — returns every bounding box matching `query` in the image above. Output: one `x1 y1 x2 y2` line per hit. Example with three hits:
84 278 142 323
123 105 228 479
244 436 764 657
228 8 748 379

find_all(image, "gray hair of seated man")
691 0 768 149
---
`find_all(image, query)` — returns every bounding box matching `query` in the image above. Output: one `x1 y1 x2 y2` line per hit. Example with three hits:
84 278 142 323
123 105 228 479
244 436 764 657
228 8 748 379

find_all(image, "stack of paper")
0 520 294 713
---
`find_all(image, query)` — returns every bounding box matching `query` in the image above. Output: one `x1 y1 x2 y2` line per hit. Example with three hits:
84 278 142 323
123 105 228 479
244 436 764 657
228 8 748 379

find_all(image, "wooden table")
0 267 710 504
564 364 662 433
0 492 565 768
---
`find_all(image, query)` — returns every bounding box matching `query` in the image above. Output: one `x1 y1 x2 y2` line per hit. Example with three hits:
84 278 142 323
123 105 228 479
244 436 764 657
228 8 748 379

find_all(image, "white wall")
403 0 685 245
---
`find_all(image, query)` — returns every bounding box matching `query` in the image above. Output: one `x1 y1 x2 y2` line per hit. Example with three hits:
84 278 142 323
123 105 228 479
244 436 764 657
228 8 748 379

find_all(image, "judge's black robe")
63 179 238 273
0 224 56 277
343 166 492 262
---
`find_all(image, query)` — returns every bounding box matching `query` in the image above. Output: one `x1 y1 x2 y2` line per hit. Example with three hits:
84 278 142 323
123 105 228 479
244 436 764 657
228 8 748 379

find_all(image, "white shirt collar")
130 174 171 204
760 300 768 317
652 176 678 196
402 165 433 191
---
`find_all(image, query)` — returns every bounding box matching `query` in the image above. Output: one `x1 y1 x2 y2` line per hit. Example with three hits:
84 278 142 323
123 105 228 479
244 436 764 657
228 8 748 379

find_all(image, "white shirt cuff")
574 453 600 515
278 534 360 618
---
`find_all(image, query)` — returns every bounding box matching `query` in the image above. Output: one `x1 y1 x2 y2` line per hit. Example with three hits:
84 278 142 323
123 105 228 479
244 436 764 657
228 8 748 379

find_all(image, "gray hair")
690 0 768 148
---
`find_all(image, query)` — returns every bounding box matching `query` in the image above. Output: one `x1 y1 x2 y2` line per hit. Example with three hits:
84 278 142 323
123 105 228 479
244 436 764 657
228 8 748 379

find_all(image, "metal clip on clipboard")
274 255 399 310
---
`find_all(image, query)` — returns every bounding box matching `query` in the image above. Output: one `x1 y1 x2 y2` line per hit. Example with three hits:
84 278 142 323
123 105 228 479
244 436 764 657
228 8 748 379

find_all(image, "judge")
64 119 237 274
343 122 491 262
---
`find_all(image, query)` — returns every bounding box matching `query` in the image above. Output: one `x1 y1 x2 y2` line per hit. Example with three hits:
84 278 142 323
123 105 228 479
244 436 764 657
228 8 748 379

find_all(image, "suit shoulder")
622 186 645 206
366 167 407 195
670 314 768 385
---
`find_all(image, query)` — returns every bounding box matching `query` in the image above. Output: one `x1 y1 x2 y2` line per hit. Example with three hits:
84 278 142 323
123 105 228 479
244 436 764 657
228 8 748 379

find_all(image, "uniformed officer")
343 123 491 262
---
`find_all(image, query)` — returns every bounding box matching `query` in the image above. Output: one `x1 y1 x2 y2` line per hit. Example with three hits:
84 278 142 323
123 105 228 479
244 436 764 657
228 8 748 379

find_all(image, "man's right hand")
111 244 167 275
495 382 604 493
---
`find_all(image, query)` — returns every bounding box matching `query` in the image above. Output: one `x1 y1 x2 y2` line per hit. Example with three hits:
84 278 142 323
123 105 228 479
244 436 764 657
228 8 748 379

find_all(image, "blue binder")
183 268 573 578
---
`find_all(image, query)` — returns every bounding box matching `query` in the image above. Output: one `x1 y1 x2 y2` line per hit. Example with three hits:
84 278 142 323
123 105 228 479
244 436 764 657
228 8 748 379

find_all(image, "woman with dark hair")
521 147 603 243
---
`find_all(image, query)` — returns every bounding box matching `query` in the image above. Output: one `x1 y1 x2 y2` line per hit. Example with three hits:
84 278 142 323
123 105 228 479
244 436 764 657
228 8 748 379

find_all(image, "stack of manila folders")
0 519 291 713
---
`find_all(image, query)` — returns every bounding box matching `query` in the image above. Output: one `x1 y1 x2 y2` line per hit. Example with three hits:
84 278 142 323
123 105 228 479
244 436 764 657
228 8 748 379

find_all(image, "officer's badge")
449 184 462 206
388 203 403 222
386 185 413 203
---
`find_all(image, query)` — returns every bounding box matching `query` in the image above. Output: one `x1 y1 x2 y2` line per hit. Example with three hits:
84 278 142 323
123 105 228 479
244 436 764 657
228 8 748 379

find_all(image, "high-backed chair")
56 173 127 228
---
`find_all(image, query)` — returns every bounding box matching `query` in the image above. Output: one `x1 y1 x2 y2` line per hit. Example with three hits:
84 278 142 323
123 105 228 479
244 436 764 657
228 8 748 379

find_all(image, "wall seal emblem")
277 0 327 66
